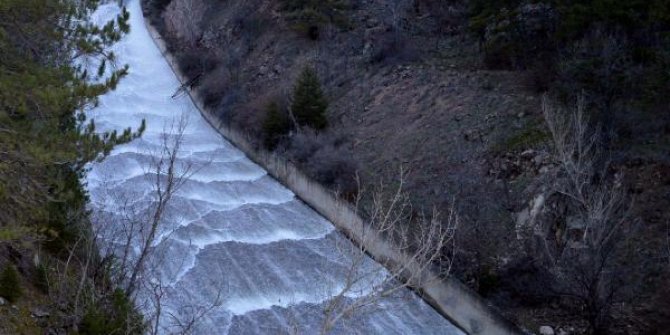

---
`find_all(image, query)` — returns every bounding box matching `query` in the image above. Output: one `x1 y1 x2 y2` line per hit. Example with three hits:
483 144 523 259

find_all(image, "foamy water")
85 1 463 333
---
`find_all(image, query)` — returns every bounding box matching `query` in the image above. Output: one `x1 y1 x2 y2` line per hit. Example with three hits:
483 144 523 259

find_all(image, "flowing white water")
86 1 463 334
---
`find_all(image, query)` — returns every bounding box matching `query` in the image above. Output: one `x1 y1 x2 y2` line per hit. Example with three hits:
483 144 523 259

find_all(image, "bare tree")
163 0 207 48
130 115 225 335
163 291 223 335
318 172 458 334
125 116 193 297
45 198 145 335
542 96 633 334
52 221 96 316
90 114 221 334
142 260 223 335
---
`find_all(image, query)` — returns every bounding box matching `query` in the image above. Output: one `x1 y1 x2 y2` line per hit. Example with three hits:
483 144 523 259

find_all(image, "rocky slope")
142 0 538 228
142 0 670 333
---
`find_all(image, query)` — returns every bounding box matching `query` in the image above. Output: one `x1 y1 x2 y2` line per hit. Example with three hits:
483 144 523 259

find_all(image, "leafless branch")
542 95 633 333
319 170 458 334
125 114 194 297
163 0 206 48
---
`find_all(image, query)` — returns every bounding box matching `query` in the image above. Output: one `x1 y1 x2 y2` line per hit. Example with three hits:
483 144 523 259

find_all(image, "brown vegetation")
142 0 670 333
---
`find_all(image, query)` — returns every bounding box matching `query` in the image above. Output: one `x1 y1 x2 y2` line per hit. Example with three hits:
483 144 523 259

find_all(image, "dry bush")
163 0 207 48
318 172 458 334
172 48 220 84
281 129 359 197
452 203 516 297
645 269 670 335
199 65 230 108
415 0 469 36
226 91 281 141
369 33 422 65
541 96 637 334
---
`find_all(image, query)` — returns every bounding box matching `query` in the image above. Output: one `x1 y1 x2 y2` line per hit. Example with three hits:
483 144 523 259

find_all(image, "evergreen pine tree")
262 102 292 149
291 67 328 130
0 0 142 240
0 264 22 303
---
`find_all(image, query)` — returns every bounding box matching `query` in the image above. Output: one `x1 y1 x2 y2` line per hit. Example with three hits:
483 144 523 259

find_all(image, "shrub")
144 0 172 21
176 49 219 83
200 65 229 108
498 124 550 152
283 129 358 196
369 32 422 65
647 270 670 334
291 67 328 130
147 0 172 12
80 289 144 335
35 263 49 294
0 264 22 303
262 102 292 150
307 144 358 195
43 167 88 254
478 3 558 70
497 257 556 306
472 0 670 70
163 0 207 48
283 128 322 163
476 267 500 297
280 0 350 39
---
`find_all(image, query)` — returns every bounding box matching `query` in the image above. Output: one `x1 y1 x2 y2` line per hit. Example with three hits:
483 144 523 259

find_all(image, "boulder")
31 307 50 318
539 325 555 335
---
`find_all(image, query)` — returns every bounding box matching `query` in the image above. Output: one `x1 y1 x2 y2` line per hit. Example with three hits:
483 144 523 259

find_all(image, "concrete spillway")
85 1 462 333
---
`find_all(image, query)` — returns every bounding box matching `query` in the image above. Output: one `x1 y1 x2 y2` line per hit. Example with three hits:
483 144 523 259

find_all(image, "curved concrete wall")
142 11 521 335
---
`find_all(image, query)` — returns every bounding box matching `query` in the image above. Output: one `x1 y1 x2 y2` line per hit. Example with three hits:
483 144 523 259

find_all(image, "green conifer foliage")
262 102 292 149
0 1 144 332
0 264 22 303
290 67 328 130
80 289 144 334
0 0 143 245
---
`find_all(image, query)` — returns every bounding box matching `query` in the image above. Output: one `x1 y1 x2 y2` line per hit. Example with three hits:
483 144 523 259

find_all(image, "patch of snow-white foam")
175 176 295 207
224 291 328 316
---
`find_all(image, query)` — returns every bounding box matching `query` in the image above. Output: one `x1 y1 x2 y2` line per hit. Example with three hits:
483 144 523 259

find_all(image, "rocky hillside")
1 1 144 334
142 0 538 239
142 0 670 334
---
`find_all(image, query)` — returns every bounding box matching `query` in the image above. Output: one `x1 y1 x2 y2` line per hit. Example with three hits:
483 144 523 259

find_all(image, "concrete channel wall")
143 13 521 335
